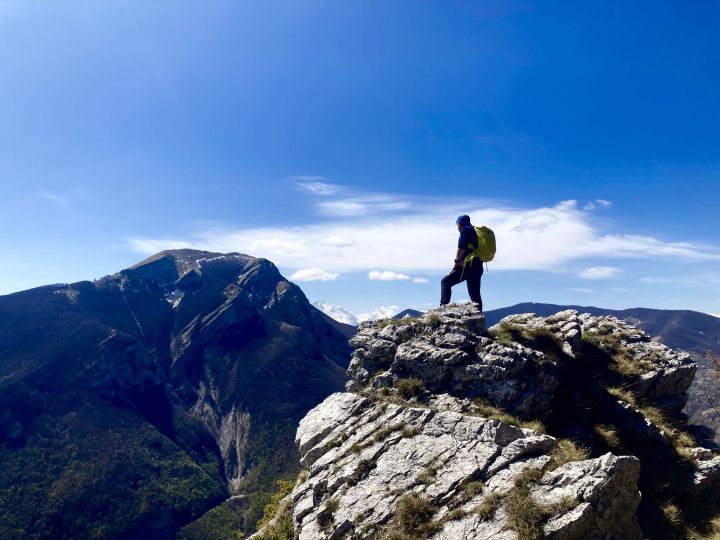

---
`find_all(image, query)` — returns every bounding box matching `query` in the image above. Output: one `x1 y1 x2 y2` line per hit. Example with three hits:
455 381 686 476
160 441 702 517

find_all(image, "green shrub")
255 479 295 531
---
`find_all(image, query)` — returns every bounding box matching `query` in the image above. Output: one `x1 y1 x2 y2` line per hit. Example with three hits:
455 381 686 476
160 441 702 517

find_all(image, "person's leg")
440 267 463 305
466 261 483 312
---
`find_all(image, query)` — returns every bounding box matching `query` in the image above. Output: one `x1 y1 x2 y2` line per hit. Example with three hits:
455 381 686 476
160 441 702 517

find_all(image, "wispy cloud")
317 196 411 217
289 268 339 282
413 277 430 284
368 270 411 281
34 191 70 206
596 199 612 208
570 287 598 294
578 266 622 279
318 201 368 216
584 199 612 211
295 178 341 196
34 188 89 206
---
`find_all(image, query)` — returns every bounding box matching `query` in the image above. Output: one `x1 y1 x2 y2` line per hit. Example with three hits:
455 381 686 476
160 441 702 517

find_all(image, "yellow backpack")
461 226 496 278
469 225 496 263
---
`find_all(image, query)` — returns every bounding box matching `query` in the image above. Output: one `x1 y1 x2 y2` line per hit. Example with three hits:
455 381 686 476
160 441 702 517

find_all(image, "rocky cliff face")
0 250 350 539
254 304 720 540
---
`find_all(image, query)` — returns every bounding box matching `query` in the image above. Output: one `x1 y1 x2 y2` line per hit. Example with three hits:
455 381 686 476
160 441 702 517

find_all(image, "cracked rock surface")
347 304 559 416
290 393 641 540
492 310 696 413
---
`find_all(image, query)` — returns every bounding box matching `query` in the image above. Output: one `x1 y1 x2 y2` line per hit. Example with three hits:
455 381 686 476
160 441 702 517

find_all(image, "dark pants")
440 259 483 310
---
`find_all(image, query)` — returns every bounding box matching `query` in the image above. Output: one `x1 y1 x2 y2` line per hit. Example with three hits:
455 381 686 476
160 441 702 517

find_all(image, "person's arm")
453 248 465 269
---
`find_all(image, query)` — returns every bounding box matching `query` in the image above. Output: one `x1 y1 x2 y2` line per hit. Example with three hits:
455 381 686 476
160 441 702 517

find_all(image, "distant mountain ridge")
0 249 351 539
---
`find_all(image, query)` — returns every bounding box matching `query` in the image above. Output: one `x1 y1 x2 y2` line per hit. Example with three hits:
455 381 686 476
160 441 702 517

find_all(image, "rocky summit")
253 304 720 540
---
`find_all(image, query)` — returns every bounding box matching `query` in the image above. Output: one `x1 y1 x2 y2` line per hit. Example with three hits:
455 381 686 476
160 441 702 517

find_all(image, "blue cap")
456 215 471 226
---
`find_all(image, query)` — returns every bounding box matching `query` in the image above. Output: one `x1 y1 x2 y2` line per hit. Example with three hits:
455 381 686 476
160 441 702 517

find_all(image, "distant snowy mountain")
313 302 432 325
313 301 359 326
357 305 400 323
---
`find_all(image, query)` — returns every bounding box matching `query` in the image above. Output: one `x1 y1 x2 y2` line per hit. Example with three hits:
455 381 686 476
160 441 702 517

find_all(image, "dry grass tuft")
380 493 438 539
475 492 503 521
472 398 546 433
395 378 425 399
594 424 622 448
686 516 720 540
661 500 683 527
417 465 438 485
548 439 590 470
505 468 546 540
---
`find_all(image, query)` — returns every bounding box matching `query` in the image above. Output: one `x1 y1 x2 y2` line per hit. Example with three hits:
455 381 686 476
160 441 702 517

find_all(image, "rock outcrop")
347 304 559 417
291 393 642 540
252 303 717 539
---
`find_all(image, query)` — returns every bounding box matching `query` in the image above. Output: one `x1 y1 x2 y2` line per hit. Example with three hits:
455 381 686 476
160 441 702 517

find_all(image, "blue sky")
1 1 719 317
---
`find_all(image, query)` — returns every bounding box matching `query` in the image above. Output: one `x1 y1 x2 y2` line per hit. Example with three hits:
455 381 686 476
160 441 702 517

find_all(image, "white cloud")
296 180 340 196
570 287 598 294
322 235 355 247
289 268 339 282
318 201 369 216
578 266 622 279
368 270 411 281
126 196 720 278
413 277 430 284
596 199 612 209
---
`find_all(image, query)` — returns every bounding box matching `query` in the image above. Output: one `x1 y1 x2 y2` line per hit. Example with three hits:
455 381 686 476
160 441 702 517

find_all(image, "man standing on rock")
440 214 483 311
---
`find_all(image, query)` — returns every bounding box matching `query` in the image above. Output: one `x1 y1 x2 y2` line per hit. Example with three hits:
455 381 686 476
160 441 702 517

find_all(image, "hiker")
440 215 483 311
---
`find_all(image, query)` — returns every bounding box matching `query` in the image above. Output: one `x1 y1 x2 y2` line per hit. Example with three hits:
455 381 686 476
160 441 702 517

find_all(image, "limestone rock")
347 304 560 417
290 393 642 540
492 310 697 413
687 447 720 499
